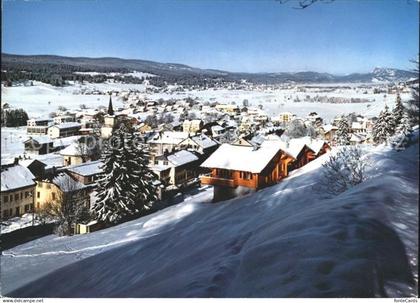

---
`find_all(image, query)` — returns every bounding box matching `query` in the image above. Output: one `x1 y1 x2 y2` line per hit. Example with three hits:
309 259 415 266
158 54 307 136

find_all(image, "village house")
26 118 53 136
211 125 225 139
150 150 200 193
59 142 91 166
178 133 219 159
147 131 190 158
19 159 47 179
66 160 103 186
200 141 295 202
201 137 330 202
24 136 54 155
322 124 338 143
280 137 330 170
277 112 295 125
53 114 76 125
215 104 240 115
1 163 36 219
35 172 89 210
31 153 65 175
48 122 82 139
182 119 203 133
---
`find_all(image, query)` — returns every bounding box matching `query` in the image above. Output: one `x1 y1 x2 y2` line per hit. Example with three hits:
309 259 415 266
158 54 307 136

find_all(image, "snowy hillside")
1 140 418 297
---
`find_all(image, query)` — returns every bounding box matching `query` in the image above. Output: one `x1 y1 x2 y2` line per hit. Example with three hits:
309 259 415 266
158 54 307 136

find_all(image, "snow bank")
1 141 418 298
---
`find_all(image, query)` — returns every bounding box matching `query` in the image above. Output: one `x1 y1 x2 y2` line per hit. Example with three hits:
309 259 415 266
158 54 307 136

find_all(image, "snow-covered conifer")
334 117 350 146
392 93 404 127
391 111 413 150
372 105 395 144
93 126 158 223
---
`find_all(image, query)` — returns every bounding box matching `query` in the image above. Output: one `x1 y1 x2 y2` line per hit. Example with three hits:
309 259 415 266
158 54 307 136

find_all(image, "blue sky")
2 0 419 74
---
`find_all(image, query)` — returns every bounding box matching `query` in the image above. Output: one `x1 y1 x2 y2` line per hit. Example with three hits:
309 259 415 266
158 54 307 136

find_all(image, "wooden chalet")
200 141 295 201
201 137 330 202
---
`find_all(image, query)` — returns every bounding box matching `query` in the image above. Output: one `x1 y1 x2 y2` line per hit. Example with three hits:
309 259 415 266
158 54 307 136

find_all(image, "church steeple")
107 95 114 116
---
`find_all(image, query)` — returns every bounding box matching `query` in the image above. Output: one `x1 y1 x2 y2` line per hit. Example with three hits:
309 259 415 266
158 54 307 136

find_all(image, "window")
20 193 23 200
25 191 29 198
3 196 8 203
37 192 40 198
15 194 19 201
154 160 159 165
9 209 13 216
217 169 232 179
241 172 253 180
10 195 13 202
52 193 56 200
46 184 51 189
24 204 30 212
163 160 168 165
3 210 8 218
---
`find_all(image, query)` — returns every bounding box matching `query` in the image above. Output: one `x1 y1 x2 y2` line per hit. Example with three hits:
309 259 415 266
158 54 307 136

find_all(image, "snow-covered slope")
1 141 418 298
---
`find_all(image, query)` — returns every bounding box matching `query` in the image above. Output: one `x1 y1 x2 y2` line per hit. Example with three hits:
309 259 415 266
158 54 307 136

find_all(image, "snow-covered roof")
149 131 189 145
35 154 64 169
19 159 46 169
53 136 81 148
184 134 218 149
167 150 199 167
322 124 338 133
350 133 366 142
351 122 363 129
59 143 88 156
52 173 87 192
276 137 322 159
1 165 35 192
277 140 306 159
211 125 224 132
290 137 327 155
67 160 103 176
50 122 81 129
201 141 285 173
24 136 53 145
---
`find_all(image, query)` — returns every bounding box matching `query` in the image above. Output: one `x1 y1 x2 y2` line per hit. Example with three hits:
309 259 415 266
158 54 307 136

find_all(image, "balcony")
200 175 236 188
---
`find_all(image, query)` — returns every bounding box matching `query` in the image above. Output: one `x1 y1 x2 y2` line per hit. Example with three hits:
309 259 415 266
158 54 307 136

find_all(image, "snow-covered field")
0 127 79 163
1 140 418 297
1 82 126 118
150 87 411 122
2 81 411 122
0 214 43 234
1 127 28 162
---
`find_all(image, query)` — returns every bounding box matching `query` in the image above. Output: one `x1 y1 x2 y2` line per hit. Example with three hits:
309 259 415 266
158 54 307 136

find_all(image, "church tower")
107 95 114 116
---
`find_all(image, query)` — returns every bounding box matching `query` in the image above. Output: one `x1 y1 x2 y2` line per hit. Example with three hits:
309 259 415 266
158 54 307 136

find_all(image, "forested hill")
1 53 417 86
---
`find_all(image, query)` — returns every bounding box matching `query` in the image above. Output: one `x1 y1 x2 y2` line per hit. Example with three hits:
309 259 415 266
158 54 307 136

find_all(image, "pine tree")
334 117 350 146
392 93 404 127
372 110 387 144
372 105 395 144
93 126 158 223
391 111 413 150
383 104 396 136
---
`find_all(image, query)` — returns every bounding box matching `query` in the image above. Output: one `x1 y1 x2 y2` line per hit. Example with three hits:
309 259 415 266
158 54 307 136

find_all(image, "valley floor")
1 140 418 297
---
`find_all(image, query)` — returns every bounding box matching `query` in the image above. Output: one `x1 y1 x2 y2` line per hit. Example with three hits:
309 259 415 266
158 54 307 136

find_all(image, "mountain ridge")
1 53 416 83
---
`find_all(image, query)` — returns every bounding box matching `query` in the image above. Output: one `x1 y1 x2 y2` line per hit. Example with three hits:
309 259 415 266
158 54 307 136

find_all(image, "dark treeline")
1 108 29 127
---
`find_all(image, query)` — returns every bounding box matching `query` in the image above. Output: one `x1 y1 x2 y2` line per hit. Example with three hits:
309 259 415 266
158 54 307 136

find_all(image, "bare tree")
277 0 335 9
316 146 369 197
39 174 91 236
75 135 101 162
